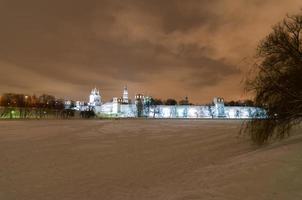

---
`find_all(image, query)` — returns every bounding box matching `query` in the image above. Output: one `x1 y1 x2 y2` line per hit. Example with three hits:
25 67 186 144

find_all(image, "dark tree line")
224 99 254 107
0 93 65 109
148 97 192 106
0 93 95 119
243 13 302 145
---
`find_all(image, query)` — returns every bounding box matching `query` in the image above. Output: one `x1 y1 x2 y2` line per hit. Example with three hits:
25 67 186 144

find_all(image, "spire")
122 85 129 104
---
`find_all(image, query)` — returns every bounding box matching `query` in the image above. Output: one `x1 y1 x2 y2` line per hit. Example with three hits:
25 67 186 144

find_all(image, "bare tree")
243 13 302 145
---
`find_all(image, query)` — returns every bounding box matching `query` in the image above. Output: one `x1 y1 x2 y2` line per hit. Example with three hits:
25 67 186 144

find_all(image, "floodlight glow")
87 87 266 119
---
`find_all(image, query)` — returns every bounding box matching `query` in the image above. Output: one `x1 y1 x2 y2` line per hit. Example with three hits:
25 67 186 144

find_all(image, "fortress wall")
119 104 137 117
224 106 266 119
148 105 213 118
94 104 266 119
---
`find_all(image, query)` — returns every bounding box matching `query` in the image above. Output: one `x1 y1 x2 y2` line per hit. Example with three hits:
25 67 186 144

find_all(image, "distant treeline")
224 100 255 107
0 93 64 109
0 93 255 119
149 97 192 106
0 93 94 119
0 93 255 107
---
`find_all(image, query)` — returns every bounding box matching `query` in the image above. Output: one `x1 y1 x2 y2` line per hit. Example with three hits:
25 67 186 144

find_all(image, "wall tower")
213 97 225 117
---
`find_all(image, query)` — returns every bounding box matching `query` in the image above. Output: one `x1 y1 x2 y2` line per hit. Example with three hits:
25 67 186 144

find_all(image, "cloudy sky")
0 0 301 103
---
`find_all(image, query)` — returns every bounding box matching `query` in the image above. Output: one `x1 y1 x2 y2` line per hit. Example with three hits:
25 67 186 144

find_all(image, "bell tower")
122 85 129 104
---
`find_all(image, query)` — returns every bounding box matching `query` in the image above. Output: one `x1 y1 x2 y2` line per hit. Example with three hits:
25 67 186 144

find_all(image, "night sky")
0 0 300 103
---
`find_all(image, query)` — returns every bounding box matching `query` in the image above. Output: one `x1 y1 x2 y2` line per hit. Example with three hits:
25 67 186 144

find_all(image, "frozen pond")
0 120 301 200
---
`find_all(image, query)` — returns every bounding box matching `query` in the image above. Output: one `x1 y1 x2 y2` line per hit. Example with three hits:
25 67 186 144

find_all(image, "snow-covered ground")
0 120 301 200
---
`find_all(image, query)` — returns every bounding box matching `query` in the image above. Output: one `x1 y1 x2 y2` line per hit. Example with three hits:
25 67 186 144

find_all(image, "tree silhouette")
150 98 163 106
179 96 190 105
165 98 177 105
243 13 302 145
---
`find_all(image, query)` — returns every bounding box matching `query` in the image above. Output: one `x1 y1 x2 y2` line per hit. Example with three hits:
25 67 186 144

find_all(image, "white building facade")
88 87 266 119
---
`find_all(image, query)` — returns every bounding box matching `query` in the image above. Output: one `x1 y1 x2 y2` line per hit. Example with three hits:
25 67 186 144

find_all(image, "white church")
89 88 101 106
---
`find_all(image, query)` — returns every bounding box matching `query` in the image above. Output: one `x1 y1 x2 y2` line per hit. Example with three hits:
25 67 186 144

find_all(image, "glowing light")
88 87 266 119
